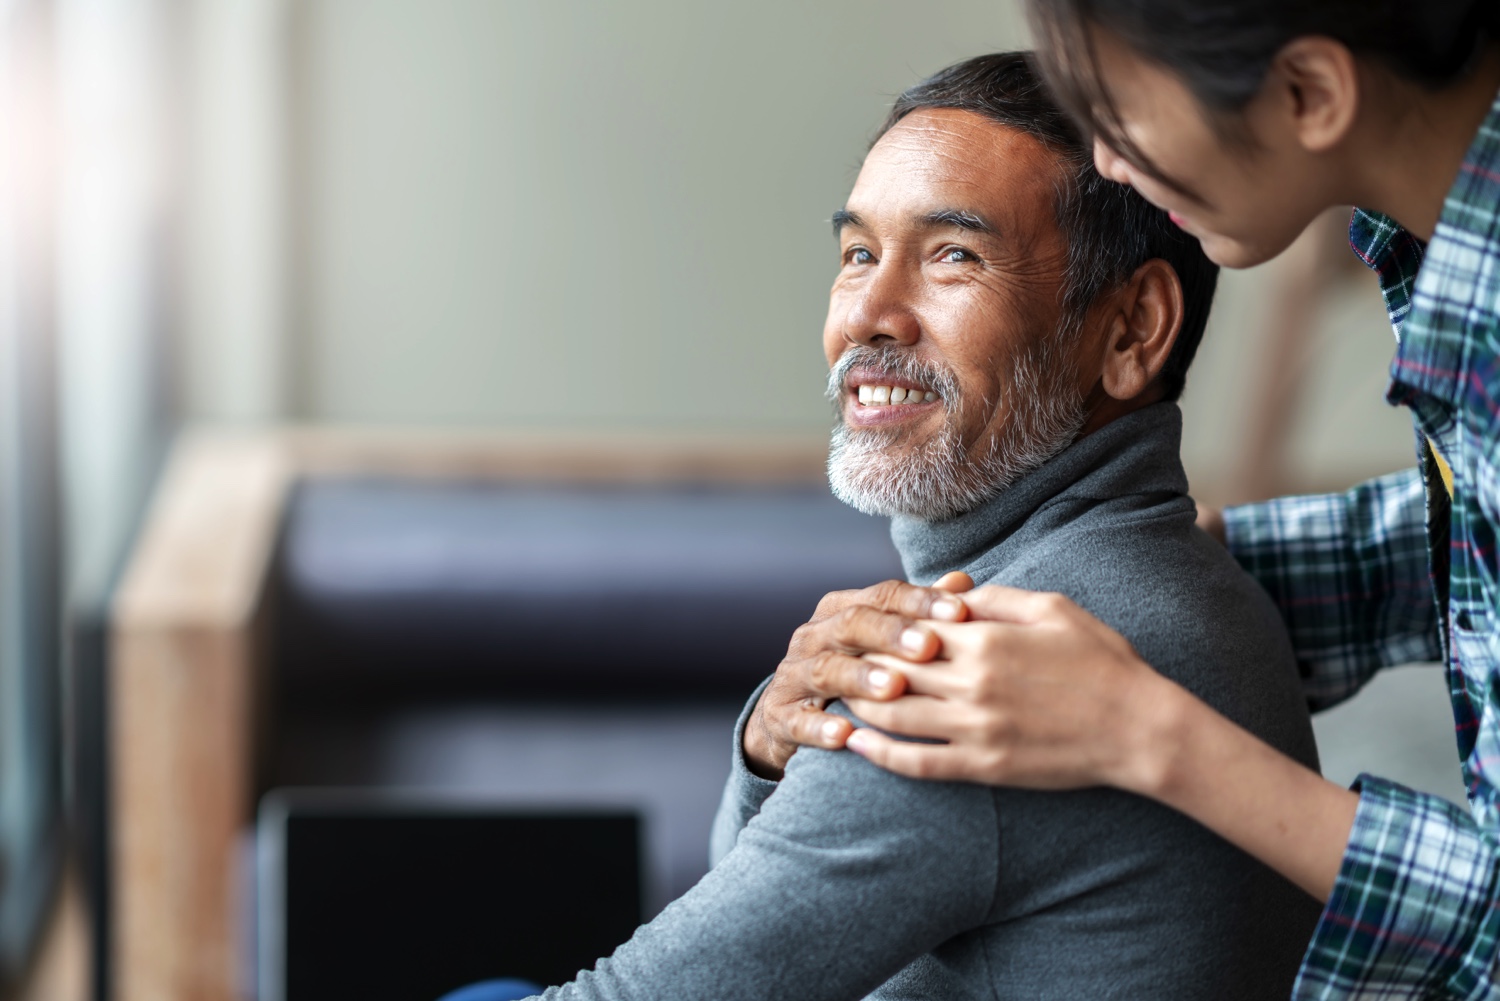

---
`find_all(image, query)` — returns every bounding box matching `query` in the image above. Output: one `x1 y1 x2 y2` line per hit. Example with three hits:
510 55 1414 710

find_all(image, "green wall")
289 0 1028 430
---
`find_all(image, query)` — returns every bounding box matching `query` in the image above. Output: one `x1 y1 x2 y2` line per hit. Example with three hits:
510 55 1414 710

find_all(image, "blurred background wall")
0 1 1457 997
193 0 1031 429
183 1 1420 484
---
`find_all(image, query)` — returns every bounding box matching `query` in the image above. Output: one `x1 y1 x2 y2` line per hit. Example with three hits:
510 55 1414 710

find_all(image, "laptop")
257 790 642 1001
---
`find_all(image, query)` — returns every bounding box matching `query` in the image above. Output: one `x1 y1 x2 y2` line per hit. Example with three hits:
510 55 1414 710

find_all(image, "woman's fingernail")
932 596 964 620
900 627 930 654
822 719 844 743
846 730 871 754
867 668 892 694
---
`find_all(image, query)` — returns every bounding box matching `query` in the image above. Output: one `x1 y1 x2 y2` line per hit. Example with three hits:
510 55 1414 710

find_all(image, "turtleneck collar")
890 402 1190 585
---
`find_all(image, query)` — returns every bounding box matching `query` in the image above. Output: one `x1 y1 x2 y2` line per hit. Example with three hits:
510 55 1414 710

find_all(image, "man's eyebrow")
831 208 864 236
923 208 996 234
831 207 997 237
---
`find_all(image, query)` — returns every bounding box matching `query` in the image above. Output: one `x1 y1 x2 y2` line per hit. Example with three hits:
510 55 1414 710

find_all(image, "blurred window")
0 0 63 985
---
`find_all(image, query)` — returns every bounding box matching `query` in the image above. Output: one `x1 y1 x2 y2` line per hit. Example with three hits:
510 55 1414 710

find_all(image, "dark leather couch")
265 476 904 910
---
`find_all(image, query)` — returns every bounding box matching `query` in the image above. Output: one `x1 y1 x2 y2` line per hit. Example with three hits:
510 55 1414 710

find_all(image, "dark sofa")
100 430 903 1001
268 476 903 909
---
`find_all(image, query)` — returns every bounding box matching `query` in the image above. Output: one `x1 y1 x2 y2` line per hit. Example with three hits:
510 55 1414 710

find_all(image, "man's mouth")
854 382 940 407
828 354 953 429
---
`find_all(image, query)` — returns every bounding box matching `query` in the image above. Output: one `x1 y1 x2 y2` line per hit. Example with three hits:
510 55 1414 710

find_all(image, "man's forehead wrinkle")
862 132 1062 224
872 126 1000 180
846 169 1029 235
876 110 1057 174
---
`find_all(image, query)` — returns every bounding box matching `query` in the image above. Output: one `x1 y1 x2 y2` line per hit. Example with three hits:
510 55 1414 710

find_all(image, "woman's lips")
1168 211 1187 228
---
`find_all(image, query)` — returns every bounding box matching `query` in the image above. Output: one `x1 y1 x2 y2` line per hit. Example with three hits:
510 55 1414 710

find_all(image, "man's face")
824 107 1090 521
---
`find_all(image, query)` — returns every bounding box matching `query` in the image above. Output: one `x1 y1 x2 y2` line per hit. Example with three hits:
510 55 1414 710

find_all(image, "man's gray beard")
826 337 1087 522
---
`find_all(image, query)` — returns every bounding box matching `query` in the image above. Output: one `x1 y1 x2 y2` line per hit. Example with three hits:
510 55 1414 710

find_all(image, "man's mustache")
825 346 960 413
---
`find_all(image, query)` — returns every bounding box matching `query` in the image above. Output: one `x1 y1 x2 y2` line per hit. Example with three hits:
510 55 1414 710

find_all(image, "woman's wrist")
1108 669 1357 901
1109 669 1194 798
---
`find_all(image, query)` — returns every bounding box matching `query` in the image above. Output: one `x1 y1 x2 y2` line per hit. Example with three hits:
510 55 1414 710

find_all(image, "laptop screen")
259 793 642 1001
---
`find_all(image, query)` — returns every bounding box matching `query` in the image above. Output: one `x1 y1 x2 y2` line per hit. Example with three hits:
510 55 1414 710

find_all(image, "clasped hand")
746 578 1174 794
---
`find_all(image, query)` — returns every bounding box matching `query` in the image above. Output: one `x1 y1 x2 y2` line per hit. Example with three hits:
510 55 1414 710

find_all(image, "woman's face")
1085 28 1340 268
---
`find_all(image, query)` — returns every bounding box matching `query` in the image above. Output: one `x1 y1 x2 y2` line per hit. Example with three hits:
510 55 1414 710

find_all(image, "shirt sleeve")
531 726 999 1001
707 676 778 868
1296 776 1500 999
1223 467 1441 711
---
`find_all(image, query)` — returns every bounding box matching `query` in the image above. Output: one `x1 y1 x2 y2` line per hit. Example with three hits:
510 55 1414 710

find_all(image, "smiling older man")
475 52 1322 1001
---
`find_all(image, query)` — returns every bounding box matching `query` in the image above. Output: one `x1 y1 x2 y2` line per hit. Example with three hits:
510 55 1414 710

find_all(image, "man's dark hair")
875 51 1218 402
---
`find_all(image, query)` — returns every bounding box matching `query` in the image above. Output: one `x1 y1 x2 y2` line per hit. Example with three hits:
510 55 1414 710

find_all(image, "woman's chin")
1196 230 1291 270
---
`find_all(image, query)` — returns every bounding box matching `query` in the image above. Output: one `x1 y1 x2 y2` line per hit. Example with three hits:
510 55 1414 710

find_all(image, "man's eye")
939 247 976 264
845 247 875 265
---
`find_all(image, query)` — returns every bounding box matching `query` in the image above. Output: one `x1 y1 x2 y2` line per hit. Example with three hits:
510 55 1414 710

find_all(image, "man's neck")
891 403 1187 585
1076 384 1166 440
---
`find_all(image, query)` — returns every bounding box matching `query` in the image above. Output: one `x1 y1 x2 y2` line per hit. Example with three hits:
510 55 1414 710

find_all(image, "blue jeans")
436 979 542 1001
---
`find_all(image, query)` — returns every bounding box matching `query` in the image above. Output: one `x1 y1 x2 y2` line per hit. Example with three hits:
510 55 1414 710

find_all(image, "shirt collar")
1350 82 1500 410
1348 207 1425 342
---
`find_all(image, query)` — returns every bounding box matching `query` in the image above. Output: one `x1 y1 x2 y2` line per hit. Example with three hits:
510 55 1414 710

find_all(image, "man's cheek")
948 381 1001 448
822 331 844 367
822 295 852 364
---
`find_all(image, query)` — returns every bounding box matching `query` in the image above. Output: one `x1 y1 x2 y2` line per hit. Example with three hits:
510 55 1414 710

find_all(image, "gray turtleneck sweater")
530 403 1322 1001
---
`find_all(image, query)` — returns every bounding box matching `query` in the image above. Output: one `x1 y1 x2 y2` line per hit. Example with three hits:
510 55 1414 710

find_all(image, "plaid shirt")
1223 84 1500 999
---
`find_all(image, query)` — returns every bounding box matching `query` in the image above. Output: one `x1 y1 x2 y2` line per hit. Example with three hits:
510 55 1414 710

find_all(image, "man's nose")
1093 136 1131 186
840 264 921 348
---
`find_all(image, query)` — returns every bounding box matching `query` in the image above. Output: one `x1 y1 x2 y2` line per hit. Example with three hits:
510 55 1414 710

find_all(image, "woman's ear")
1097 258 1182 403
1266 36 1361 154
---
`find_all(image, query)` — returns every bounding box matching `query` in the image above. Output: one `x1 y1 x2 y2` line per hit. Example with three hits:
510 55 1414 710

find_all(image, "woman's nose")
1093 136 1131 186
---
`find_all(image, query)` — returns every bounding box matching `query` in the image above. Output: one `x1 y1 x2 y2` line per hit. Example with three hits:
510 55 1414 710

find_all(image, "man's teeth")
855 385 939 406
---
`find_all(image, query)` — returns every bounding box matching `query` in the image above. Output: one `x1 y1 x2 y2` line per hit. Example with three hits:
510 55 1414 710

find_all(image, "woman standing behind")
752 3 1500 997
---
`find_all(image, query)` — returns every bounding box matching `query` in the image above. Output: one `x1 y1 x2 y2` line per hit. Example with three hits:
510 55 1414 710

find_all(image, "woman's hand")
1196 503 1226 545
844 585 1182 793
742 572 973 780
843 583 1359 901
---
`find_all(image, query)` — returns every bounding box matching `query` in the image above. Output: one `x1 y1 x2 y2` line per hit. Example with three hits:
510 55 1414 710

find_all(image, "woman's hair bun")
1406 0 1500 80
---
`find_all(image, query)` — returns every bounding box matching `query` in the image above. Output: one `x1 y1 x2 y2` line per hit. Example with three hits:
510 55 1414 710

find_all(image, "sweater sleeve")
708 676 778 868
531 712 999 1001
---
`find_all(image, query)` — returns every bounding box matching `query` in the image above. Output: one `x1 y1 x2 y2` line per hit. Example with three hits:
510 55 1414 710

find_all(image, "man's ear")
1096 258 1182 403
1265 36 1360 154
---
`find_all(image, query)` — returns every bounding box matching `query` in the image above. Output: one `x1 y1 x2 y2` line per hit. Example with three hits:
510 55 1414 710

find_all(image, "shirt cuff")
1295 775 1500 1000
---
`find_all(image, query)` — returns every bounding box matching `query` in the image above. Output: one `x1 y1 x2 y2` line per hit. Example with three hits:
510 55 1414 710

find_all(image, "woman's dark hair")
876 51 1218 402
1028 0 1500 185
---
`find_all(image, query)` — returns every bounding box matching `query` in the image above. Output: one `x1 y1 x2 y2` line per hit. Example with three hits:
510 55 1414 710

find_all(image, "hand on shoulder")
844 586 1184 794
743 573 972 780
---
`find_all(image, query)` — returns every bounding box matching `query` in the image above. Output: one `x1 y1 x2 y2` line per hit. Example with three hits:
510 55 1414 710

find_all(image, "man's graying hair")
874 51 1218 402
